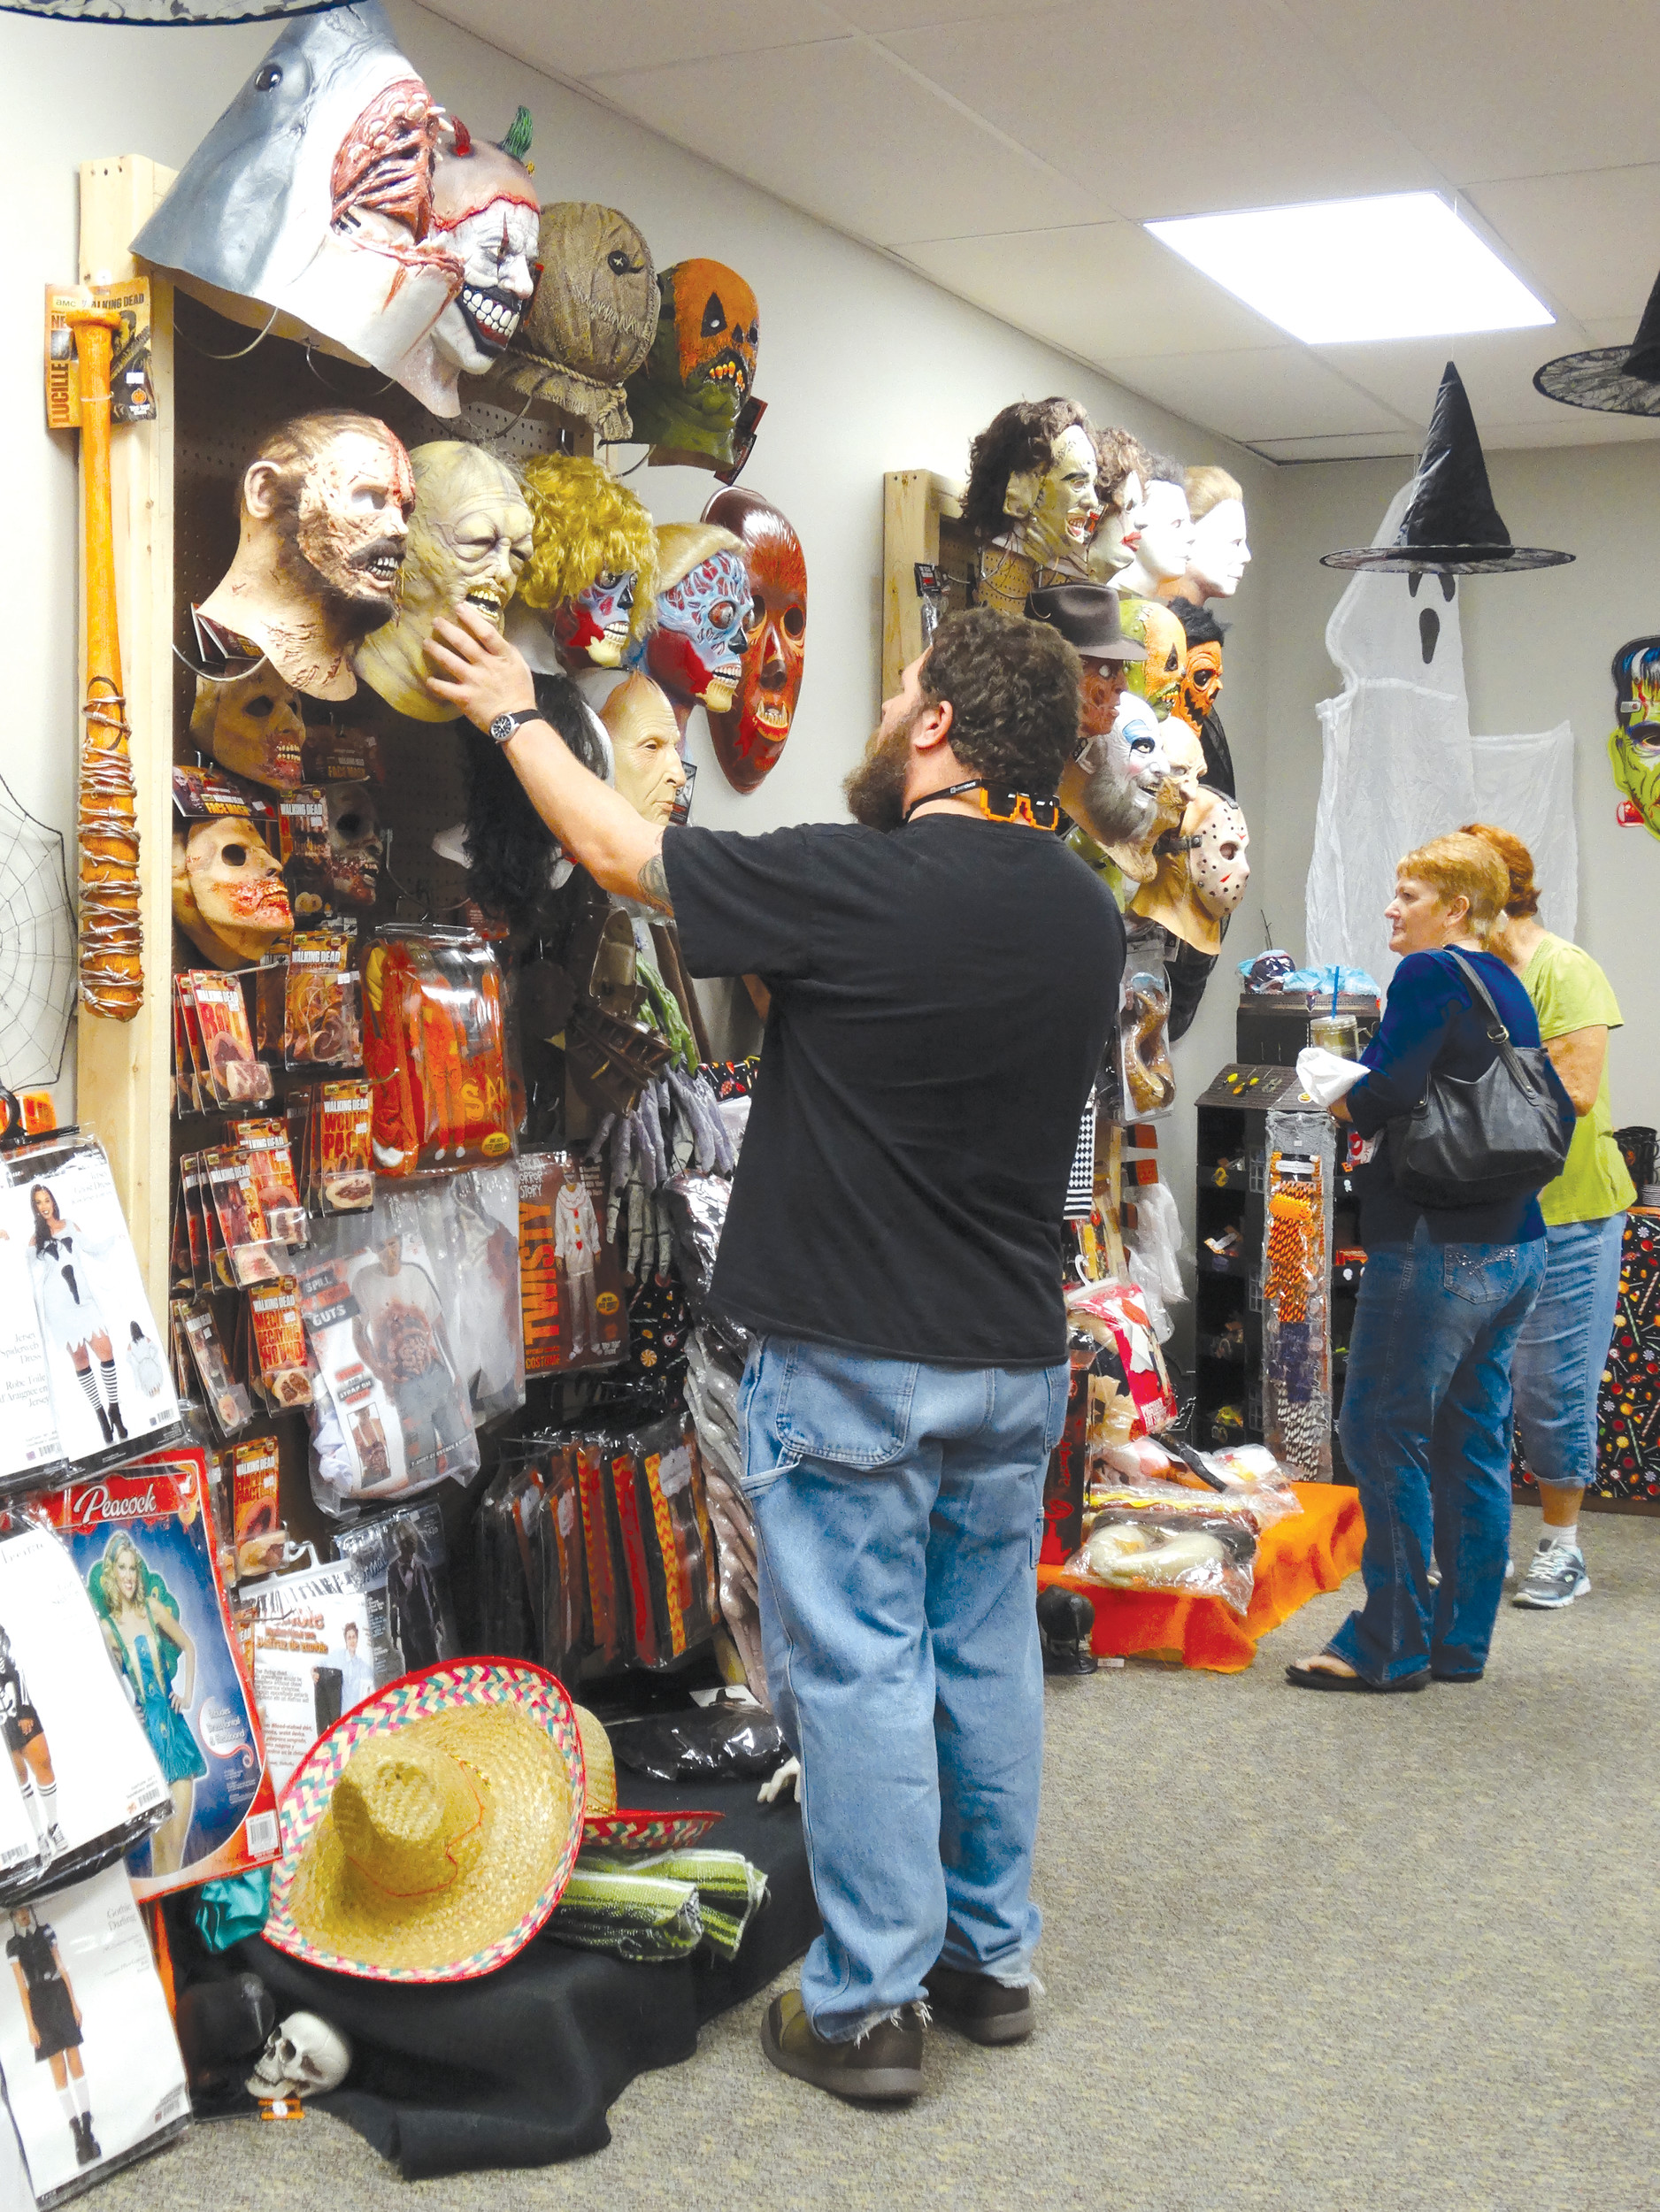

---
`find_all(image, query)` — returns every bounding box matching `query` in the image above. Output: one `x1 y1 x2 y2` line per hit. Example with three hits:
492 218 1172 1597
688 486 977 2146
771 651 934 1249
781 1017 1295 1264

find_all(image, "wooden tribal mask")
702 488 807 792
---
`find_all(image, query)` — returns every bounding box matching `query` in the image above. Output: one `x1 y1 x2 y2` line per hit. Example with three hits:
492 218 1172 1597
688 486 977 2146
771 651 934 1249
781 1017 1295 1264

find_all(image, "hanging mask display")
394 121 540 419
639 522 749 728
513 455 659 672
1180 468 1250 601
1103 697 1186 887
131 2 461 401
1172 636 1225 738
355 442 533 722
624 259 760 468
173 814 294 969
701 488 807 793
599 675 689 826
1609 635 1660 837
196 411 416 703
325 783 383 908
488 203 658 441
1121 598 1187 712
964 398 1097 618
189 668 306 792
1117 470 1195 600
1087 427 1154 581
1131 790 1251 956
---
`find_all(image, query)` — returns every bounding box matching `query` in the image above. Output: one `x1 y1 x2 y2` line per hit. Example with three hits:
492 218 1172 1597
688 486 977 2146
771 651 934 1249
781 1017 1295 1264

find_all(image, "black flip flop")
1285 1662 1430 1694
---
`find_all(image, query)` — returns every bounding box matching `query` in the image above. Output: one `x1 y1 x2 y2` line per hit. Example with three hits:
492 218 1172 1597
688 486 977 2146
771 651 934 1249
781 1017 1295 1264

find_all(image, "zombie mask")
173 813 293 968
1187 498 1250 599
190 667 305 790
600 674 688 826
703 488 807 792
1089 470 1149 582
488 203 657 441
132 3 459 397
1006 423 1102 570
196 411 416 703
326 782 383 908
355 442 532 721
1610 637 1660 837
395 125 539 418
641 524 748 718
1118 480 1195 596
1173 639 1224 735
514 454 658 673
1122 599 1187 712
625 259 760 466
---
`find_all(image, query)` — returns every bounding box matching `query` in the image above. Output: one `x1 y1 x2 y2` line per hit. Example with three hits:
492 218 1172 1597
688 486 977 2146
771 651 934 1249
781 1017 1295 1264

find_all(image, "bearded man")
424 600 1123 2106
196 411 415 701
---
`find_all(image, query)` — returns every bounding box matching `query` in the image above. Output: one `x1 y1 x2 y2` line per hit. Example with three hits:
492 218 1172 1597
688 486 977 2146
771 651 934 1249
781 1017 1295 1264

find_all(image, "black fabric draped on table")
240 1773 816 2179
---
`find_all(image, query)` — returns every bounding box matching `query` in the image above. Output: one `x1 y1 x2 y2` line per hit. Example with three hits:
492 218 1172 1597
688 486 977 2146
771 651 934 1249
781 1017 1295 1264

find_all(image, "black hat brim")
1320 544 1573 575
1533 349 1660 418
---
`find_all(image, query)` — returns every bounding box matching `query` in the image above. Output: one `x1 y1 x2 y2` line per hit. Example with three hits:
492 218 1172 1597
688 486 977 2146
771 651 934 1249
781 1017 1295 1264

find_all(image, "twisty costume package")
38 1451 280 1901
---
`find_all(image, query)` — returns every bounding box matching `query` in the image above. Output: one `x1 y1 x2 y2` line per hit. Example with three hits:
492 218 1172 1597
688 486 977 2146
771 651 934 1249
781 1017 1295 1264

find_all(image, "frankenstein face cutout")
703 488 807 793
197 411 416 702
1008 423 1102 569
625 259 760 465
599 674 688 826
642 524 749 719
172 814 293 968
517 454 659 672
190 668 305 790
488 204 657 442
355 442 533 722
395 131 540 417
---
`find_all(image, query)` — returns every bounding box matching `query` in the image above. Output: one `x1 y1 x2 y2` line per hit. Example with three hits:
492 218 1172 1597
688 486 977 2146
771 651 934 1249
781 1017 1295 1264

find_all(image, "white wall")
4 0 1278 1278
1262 443 1660 1138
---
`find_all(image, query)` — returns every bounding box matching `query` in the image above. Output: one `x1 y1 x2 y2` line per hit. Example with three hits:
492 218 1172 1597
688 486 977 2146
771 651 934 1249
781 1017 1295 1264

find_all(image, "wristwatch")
488 708 543 745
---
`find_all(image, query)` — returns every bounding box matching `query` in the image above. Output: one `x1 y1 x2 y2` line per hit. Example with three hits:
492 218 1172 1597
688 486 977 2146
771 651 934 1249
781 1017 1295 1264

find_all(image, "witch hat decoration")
1533 266 1660 417
1322 362 1573 574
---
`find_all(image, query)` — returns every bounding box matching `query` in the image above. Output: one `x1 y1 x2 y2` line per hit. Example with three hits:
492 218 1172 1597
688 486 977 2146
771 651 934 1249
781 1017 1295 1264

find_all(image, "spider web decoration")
0 780 76 1088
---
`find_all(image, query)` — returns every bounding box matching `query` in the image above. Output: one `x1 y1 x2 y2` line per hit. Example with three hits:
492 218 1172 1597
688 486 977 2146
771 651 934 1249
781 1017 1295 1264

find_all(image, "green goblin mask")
1610 637 1660 836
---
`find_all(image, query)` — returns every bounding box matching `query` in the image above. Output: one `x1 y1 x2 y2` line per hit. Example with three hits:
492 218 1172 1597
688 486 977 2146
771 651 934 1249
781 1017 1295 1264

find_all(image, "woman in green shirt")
1466 826 1634 1609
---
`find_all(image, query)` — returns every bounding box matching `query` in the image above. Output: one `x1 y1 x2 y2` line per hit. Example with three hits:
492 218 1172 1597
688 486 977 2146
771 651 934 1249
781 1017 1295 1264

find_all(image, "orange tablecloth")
1036 1482 1365 1673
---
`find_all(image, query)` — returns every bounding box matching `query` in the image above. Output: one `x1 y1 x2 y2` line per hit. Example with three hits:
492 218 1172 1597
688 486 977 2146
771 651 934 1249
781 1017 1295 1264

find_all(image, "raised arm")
424 607 672 914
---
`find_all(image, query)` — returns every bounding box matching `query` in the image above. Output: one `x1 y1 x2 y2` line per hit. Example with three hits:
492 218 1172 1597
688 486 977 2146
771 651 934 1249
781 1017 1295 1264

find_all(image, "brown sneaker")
922 1961 1034 2045
760 1991 923 2103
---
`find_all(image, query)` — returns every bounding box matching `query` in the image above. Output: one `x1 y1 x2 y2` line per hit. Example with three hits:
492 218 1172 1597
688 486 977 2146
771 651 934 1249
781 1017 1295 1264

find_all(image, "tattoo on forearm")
637 852 673 915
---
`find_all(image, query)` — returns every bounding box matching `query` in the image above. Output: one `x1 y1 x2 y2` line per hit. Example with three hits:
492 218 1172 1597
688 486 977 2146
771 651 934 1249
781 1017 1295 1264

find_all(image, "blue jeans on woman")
740 1335 1070 2042
1510 1213 1625 1490
1331 1225 1547 1684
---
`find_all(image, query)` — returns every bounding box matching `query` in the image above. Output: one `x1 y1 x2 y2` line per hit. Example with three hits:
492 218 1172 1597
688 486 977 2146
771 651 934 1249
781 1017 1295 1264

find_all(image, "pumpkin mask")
625 259 760 467
703 488 806 792
1122 598 1187 713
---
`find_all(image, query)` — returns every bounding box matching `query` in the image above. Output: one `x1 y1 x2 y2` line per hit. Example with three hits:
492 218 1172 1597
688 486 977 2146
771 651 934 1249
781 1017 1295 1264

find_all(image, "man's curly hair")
963 397 1092 542
919 607 1080 795
518 453 659 642
1092 424 1154 511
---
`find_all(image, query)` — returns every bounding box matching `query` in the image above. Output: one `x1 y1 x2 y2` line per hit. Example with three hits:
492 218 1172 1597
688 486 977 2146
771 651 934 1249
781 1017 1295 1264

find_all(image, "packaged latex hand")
1295 1046 1367 1109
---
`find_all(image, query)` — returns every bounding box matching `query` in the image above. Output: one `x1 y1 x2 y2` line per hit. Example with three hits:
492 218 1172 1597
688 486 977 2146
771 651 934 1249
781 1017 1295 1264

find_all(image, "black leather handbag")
1388 950 1573 1209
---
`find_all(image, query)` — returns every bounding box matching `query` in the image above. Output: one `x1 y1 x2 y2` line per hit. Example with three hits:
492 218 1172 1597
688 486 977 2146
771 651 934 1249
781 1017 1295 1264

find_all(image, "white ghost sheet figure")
1306 484 1573 985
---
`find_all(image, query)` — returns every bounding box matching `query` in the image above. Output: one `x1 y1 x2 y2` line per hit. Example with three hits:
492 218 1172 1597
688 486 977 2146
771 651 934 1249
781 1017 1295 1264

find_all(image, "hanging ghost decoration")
488 203 658 441
624 259 759 467
132 2 462 400
701 488 807 792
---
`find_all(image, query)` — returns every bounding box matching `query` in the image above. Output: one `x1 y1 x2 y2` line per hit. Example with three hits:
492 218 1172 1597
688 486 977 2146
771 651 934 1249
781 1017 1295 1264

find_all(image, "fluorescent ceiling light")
1146 193 1554 345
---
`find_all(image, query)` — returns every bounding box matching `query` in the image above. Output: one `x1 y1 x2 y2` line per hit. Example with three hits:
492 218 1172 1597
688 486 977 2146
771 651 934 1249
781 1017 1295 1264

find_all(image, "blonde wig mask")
518 455 659 670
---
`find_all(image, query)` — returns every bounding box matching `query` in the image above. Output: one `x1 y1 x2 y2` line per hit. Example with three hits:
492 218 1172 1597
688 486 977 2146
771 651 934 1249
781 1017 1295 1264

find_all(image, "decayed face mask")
1123 598 1187 712
173 814 294 967
1012 424 1102 569
191 668 306 790
325 781 383 908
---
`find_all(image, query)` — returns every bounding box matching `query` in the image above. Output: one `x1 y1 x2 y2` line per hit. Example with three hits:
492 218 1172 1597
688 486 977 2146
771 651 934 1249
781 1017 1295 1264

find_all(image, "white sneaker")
1511 1545 1590 1609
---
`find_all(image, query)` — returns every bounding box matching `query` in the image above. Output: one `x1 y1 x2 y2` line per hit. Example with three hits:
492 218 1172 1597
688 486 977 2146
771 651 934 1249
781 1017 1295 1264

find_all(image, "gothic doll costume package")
0 1863 189 2207
39 1451 279 1903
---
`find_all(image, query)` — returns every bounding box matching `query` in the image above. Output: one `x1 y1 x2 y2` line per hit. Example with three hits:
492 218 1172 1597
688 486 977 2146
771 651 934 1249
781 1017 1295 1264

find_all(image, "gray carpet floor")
90 1508 1659 2212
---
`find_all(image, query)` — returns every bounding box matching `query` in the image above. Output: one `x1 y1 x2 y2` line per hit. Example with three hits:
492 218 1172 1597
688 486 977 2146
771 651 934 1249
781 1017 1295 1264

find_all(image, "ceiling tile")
1466 167 1660 326
1310 328 1595 433
881 0 1437 219
1252 432 1423 464
427 0 845 79
898 223 1283 358
1480 413 1660 450
1287 0 1660 183
586 42 1105 242
1100 348 1413 444
834 2 1072 23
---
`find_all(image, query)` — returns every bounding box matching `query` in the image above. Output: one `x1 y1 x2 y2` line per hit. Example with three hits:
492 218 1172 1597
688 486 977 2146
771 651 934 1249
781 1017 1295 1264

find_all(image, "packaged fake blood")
227 1116 306 1248
362 926 511 1178
204 1147 284 1287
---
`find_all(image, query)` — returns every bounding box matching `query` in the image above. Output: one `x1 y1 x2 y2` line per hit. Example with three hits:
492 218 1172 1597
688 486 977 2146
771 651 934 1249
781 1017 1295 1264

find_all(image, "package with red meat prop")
361 926 512 1178
1064 1279 1177 1455
38 1448 280 1899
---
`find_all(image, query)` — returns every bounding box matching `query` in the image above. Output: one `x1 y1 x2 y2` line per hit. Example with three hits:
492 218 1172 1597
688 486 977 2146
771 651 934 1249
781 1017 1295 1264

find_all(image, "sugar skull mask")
132 2 459 400
703 488 807 792
190 667 306 790
196 411 416 703
489 204 657 441
1006 424 1102 569
625 259 760 466
172 814 293 968
326 782 382 908
1172 639 1224 735
395 127 540 418
355 442 532 722
641 524 749 720
516 454 658 673
600 674 688 826
1122 599 1187 711
1610 637 1660 837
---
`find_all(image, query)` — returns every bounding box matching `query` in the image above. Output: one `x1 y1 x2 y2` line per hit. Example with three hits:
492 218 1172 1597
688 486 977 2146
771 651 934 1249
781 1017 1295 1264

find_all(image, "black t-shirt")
664 815 1124 1366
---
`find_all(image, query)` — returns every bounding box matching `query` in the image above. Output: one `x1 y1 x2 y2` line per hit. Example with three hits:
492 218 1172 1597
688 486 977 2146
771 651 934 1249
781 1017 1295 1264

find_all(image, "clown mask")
703 488 807 792
190 667 305 791
642 526 749 718
1007 424 1102 571
173 815 293 968
1172 639 1224 734
394 127 540 416
1123 599 1187 712
600 673 688 826
356 442 532 721
1089 470 1148 582
626 259 760 466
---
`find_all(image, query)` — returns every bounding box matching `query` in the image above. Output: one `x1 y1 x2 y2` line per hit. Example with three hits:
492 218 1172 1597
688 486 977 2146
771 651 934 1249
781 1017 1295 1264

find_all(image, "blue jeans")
1332 1227 1547 1684
739 1335 1069 2041
1511 1213 1625 1491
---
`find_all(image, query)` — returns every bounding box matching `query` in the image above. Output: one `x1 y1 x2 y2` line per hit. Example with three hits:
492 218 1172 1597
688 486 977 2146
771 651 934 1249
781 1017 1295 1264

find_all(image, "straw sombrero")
263 1659 586 1985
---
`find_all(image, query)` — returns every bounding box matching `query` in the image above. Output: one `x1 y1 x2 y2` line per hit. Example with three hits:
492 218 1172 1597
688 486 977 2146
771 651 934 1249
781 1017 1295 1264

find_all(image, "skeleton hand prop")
758 1755 801 1805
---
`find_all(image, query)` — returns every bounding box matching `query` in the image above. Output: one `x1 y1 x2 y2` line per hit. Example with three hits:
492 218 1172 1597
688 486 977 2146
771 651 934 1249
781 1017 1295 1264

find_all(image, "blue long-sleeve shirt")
1347 948 1547 1247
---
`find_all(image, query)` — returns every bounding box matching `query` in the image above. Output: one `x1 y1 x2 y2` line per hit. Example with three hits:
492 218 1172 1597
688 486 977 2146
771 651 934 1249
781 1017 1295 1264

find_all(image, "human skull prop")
245 2011 353 2101
326 781 383 908
173 814 293 968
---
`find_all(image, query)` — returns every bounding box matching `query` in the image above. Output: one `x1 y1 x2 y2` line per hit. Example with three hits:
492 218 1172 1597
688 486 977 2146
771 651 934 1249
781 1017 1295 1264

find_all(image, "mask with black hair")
459 672 609 928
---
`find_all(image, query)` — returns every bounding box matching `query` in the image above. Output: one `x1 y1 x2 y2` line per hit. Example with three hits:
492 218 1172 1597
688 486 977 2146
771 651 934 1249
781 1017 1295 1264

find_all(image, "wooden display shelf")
880 469 974 700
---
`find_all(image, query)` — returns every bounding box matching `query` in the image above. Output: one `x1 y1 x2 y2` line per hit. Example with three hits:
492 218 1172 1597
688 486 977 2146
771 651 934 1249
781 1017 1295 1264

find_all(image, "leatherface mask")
1006 424 1102 570
131 3 459 398
190 668 306 791
642 525 749 720
326 782 383 908
196 412 416 703
515 454 658 673
396 126 540 417
1610 639 1660 836
172 814 294 968
625 259 760 465
600 674 688 826
488 203 657 441
1122 599 1187 712
703 488 807 792
355 442 532 722
1172 639 1224 734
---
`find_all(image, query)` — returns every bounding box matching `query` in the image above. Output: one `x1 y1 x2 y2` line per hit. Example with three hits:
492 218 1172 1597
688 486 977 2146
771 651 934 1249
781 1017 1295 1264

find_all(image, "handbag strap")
1441 949 1541 1101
